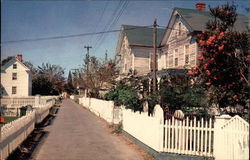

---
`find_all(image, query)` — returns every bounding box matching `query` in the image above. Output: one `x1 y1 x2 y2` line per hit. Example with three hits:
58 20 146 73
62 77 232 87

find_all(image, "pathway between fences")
32 99 145 160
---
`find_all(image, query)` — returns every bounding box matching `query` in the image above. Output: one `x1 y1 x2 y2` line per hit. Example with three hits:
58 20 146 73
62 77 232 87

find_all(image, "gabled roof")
116 25 165 55
122 25 165 47
161 7 249 45
175 8 249 32
1 57 30 71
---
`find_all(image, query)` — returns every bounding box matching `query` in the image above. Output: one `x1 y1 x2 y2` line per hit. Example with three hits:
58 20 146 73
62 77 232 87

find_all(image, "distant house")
1 55 32 96
159 3 249 70
115 25 165 77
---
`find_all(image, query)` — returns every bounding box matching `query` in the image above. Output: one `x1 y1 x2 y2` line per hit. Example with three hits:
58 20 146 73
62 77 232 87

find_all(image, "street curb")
122 130 214 160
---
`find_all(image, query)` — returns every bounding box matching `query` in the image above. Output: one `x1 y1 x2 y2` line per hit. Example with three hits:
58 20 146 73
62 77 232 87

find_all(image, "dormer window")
13 64 17 69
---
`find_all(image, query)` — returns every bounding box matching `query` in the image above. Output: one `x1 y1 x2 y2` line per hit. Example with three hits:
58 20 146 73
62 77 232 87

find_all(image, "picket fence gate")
214 115 249 160
163 116 214 157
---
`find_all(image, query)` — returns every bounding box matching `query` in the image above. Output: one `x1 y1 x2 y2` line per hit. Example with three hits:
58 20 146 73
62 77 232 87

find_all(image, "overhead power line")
93 0 129 52
1 25 190 45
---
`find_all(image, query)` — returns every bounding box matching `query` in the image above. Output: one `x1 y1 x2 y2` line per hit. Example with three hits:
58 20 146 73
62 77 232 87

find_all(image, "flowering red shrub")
189 4 249 108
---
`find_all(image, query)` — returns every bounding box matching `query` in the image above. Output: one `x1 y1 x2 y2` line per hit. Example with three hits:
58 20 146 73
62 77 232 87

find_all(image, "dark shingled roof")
122 25 165 47
175 8 249 32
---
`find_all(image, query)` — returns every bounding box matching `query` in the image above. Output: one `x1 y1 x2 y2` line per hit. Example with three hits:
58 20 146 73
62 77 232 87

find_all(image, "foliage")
146 93 159 115
34 63 65 95
159 74 207 112
105 82 142 111
63 82 76 95
189 4 250 108
77 56 118 98
32 75 53 95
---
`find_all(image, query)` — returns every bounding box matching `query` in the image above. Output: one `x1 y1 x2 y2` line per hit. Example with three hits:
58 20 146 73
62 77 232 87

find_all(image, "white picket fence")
164 117 214 157
78 97 249 160
0 111 35 160
122 108 163 151
0 98 56 160
0 96 58 108
79 97 120 124
214 115 249 160
0 96 35 107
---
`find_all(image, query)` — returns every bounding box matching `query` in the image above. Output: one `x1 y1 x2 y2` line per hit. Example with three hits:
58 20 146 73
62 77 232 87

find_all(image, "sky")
1 0 249 76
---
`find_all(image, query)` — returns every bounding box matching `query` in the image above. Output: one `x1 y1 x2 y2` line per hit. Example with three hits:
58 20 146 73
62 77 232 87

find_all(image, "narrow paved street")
33 99 144 160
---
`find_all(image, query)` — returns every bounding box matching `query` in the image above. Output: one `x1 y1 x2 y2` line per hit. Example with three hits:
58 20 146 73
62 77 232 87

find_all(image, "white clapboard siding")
164 116 214 157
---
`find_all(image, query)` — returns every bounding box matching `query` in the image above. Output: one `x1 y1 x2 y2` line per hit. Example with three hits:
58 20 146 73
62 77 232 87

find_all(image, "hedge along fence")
0 99 56 160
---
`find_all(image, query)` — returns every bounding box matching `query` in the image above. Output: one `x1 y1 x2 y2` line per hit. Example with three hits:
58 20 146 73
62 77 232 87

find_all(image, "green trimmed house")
115 25 165 77
158 7 249 70
115 4 249 79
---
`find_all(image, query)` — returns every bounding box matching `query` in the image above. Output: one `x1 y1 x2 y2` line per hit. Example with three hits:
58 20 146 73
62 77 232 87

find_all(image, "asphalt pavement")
33 99 144 160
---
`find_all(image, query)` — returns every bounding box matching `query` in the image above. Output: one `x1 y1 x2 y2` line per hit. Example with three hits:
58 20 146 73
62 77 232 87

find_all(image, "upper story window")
185 55 189 65
178 23 182 36
12 73 17 80
12 86 17 95
185 45 189 54
175 49 178 57
175 58 178 66
13 64 17 69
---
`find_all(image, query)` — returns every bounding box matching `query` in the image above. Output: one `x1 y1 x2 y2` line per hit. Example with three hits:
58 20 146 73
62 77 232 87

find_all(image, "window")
185 45 189 54
185 45 190 65
12 86 17 94
178 23 182 36
13 64 17 69
185 55 189 65
12 73 17 80
175 58 178 66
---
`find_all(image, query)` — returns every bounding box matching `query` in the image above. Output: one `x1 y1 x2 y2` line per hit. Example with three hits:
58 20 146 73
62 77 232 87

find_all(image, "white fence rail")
0 97 56 160
78 97 249 160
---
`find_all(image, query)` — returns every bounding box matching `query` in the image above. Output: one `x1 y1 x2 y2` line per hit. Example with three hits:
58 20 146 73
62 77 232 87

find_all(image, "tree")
78 56 118 98
189 4 249 108
32 75 53 95
37 63 65 95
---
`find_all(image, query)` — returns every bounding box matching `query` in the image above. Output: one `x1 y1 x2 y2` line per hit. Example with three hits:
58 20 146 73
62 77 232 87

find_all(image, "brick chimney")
196 2 206 11
16 54 23 62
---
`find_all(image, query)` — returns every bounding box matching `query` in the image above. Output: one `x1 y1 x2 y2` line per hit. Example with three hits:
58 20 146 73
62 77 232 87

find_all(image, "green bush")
160 84 208 112
105 82 142 111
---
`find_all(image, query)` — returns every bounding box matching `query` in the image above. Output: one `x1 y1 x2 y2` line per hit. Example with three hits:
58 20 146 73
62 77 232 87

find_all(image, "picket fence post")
214 114 231 160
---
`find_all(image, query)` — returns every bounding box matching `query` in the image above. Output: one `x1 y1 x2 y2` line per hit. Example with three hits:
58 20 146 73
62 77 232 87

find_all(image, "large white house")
158 3 249 70
115 25 165 77
1 55 32 96
116 3 249 80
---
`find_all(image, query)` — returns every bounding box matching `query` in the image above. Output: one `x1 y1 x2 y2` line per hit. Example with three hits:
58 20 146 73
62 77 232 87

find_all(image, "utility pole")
105 50 108 61
153 19 157 93
84 46 92 73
